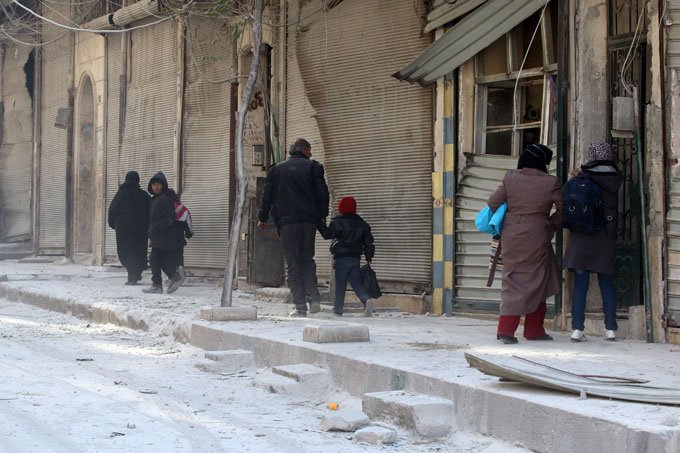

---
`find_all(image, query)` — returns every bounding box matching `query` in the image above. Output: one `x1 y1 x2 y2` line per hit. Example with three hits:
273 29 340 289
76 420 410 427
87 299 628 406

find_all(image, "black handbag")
360 264 382 299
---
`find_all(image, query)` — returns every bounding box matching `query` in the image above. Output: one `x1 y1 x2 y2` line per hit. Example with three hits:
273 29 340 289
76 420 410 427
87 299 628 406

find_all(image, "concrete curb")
1 282 679 453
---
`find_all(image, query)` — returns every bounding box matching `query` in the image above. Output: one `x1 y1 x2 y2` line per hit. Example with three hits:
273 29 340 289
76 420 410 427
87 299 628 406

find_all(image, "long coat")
147 172 185 251
488 168 562 316
108 180 150 275
563 162 622 275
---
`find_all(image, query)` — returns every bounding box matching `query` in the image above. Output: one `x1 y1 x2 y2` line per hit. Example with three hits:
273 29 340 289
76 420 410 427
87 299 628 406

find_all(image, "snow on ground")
0 300 530 452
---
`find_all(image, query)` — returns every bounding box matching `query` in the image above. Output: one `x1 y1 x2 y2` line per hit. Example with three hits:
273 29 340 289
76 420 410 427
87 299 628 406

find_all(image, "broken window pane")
486 130 512 156
479 36 507 76
486 87 514 126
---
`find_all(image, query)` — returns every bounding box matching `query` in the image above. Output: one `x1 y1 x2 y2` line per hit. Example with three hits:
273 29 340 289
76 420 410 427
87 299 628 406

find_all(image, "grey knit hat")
584 141 612 164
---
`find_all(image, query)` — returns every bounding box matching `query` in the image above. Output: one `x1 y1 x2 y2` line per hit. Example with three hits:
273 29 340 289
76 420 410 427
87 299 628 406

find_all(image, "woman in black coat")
108 171 151 284
563 142 623 342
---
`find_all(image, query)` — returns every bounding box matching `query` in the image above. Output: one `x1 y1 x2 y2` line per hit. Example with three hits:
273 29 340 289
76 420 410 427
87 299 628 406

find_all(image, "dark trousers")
149 248 180 286
571 269 617 331
280 223 320 312
497 301 547 339
333 256 369 313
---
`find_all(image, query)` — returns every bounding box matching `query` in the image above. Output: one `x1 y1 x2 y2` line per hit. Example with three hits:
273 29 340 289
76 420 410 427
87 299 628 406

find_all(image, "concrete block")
272 363 331 385
320 410 369 432
362 391 454 438
303 323 370 343
254 287 291 303
205 349 255 367
200 306 257 321
195 353 254 374
354 426 398 445
253 373 303 395
628 305 646 340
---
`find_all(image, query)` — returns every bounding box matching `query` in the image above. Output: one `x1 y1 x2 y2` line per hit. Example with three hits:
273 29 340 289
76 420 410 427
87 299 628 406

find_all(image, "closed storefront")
0 43 34 242
181 16 232 269
288 0 433 289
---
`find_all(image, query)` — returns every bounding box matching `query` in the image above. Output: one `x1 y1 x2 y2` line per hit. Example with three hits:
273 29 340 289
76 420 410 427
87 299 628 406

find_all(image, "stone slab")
354 426 398 445
303 323 369 343
200 306 257 321
204 349 255 368
254 287 291 304
195 356 254 374
320 410 369 432
362 391 454 438
253 373 303 395
272 363 330 383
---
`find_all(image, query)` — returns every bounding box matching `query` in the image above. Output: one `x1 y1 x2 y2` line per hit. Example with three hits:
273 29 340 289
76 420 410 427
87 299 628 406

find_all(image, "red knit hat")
338 196 356 214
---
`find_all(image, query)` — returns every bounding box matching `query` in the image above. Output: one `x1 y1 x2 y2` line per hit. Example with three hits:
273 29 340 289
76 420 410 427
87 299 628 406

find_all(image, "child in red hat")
321 196 375 316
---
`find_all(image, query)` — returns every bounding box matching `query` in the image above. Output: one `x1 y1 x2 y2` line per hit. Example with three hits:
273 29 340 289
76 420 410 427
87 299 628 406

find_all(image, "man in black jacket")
143 171 186 294
108 171 150 285
257 138 330 317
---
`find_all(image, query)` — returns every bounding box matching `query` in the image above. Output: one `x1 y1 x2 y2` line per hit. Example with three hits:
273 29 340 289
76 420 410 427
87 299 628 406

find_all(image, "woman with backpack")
563 141 622 342
487 143 562 344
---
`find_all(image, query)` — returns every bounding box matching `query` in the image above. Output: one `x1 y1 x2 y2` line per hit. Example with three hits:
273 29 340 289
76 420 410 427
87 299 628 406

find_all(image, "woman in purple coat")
487 144 562 344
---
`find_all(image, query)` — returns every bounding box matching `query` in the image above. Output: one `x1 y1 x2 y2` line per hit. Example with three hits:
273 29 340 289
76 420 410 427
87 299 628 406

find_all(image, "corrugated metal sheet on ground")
668 0 680 67
104 34 123 260
424 0 486 34
0 43 33 241
181 16 232 269
39 6 72 253
295 0 433 286
454 154 555 311
119 19 177 201
286 0 331 282
394 0 548 85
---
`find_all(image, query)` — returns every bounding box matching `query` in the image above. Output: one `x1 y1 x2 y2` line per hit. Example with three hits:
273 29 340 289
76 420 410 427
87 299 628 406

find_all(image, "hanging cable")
620 1 647 95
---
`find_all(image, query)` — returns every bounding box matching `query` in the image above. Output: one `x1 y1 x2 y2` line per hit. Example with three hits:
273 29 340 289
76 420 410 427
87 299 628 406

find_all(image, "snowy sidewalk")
1 260 679 452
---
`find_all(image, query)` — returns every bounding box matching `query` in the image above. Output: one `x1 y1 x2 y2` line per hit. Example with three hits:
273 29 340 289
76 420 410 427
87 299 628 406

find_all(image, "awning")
394 0 550 86
423 0 487 34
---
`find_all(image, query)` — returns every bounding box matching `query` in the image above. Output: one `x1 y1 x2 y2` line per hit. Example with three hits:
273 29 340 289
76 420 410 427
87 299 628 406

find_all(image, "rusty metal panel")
39 5 72 252
181 16 232 269
286 1 331 282
104 34 122 260
293 0 433 286
0 43 33 241
424 0 487 34
119 19 176 204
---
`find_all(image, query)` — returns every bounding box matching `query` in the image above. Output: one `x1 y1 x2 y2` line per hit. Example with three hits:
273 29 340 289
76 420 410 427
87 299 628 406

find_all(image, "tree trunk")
221 0 264 306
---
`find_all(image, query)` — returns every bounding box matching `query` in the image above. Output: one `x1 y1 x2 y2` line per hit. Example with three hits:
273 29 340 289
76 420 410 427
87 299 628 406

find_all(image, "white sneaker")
570 329 586 342
605 329 616 341
364 299 373 317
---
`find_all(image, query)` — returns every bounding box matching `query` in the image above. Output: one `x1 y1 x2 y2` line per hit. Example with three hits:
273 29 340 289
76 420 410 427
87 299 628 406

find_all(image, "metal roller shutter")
181 16 232 269
119 19 176 194
0 43 33 241
285 2 331 282
39 6 72 253
293 0 433 286
104 34 122 260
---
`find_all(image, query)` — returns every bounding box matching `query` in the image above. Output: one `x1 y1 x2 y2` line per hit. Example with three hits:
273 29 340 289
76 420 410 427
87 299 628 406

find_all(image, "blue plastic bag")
474 202 507 237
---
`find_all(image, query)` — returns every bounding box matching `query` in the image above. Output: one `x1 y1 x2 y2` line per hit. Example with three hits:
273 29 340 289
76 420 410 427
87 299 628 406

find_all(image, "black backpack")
562 174 604 233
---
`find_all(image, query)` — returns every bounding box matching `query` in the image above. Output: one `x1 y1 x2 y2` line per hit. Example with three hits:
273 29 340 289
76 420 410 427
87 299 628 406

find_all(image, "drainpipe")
32 46 42 255
555 0 569 321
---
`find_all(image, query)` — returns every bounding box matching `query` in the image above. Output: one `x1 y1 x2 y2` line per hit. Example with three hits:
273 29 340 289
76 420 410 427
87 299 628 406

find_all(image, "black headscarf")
517 143 553 173
124 171 140 184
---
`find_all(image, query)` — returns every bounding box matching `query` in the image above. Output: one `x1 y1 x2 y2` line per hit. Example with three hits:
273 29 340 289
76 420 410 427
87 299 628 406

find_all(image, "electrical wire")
620 0 647 96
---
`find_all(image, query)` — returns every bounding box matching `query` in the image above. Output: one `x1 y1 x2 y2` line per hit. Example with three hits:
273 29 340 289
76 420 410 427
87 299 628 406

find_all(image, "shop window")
474 6 557 156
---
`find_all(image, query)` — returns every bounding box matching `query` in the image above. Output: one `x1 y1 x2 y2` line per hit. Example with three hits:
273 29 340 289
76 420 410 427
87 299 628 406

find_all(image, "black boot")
142 283 163 294
497 334 518 344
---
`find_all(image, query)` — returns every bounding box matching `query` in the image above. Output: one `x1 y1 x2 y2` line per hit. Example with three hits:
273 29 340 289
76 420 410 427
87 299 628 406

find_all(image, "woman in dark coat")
563 142 623 342
108 171 151 285
487 144 562 344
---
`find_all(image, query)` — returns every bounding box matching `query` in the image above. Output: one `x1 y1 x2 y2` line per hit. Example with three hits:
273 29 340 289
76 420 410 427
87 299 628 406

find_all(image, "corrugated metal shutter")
668 1 680 67
120 19 176 194
286 2 331 282
0 43 33 241
294 0 433 286
104 34 122 260
424 0 487 34
39 6 72 253
666 180 680 320
454 154 555 311
181 17 231 269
